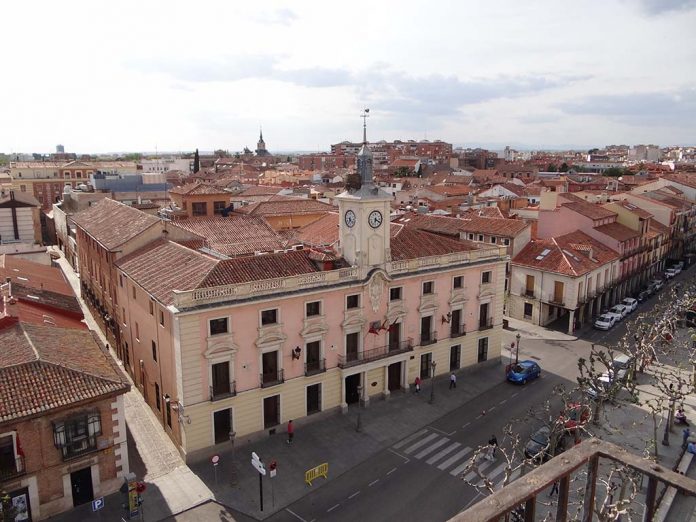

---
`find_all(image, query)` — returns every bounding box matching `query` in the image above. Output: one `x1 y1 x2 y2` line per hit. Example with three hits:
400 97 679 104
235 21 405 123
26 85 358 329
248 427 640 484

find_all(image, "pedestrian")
287 419 294 444
549 480 559 497
415 376 421 393
683 427 691 450
449 372 457 389
488 435 498 457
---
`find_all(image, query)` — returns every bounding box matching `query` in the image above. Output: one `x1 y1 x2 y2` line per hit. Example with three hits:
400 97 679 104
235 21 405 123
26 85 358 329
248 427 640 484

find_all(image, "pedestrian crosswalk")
392 429 522 490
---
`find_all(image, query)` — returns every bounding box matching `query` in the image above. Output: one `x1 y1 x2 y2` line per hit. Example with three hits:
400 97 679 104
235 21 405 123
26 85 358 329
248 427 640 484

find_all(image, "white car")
665 269 677 279
586 373 612 399
675 261 685 270
594 314 616 330
651 279 664 291
622 298 638 313
609 305 629 320
672 264 682 274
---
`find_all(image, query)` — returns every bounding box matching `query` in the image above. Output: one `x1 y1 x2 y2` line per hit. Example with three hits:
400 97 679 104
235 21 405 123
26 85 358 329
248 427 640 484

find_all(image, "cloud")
635 0 696 14
251 7 298 25
557 88 696 125
275 67 353 88
128 55 280 83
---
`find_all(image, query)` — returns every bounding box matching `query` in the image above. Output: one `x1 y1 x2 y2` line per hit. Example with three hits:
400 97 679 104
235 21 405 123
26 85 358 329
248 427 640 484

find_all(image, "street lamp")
429 361 437 404
515 333 521 365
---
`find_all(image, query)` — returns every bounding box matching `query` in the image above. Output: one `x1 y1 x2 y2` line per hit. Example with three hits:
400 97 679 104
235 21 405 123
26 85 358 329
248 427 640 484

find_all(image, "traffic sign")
211 454 220 466
92 497 105 512
251 452 266 475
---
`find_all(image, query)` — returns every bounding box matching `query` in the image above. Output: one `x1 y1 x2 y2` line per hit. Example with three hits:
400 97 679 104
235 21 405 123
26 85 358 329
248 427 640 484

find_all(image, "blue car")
507 360 541 384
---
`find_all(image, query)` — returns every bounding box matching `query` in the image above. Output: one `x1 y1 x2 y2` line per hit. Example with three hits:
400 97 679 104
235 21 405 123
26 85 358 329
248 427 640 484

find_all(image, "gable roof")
291 212 340 247
72 198 161 250
390 226 480 261
0 322 129 423
169 182 230 196
594 222 641 242
234 198 334 217
562 201 617 220
396 212 529 238
0 191 40 208
512 230 619 277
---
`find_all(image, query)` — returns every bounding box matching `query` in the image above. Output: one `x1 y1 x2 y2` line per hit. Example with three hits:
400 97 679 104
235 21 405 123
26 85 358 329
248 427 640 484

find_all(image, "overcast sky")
2 0 696 154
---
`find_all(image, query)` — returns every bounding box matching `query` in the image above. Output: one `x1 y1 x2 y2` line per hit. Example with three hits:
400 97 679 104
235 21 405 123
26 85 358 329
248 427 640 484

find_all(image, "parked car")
507 360 541 384
594 314 616 330
651 279 664 291
622 297 638 312
611 353 634 382
585 373 612 400
524 425 565 462
559 403 592 430
675 261 685 271
672 264 682 274
665 268 677 279
609 305 629 320
637 290 651 302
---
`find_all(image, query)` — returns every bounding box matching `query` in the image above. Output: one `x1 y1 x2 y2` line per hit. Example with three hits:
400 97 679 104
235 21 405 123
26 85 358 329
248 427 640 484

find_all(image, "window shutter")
88 412 102 437
53 422 66 448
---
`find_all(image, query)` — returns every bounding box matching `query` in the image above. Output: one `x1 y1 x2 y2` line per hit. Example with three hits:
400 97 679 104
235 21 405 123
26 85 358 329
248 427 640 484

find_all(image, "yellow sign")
305 463 328 486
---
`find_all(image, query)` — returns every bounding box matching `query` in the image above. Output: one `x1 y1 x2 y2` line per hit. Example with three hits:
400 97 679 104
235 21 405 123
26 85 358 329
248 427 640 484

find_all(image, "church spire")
361 108 369 144
357 109 373 186
259 127 263 142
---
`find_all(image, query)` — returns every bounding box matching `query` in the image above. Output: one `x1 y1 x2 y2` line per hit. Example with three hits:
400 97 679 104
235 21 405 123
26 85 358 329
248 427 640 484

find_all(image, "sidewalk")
504 315 578 342
188 360 507 520
48 248 213 521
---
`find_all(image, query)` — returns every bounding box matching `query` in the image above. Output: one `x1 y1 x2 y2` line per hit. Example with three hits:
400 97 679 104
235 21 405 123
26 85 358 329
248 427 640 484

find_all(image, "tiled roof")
169 182 230 195
390 227 479 261
594 222 640 242
235 198 334 217
0 191 40 207
649 220 669 235
116 240 218 305
427 185 472 197
170 216 285 256
237 186 283 197
643 191 692 210
460 207 505 218
0 322 129 422
396 212 528 238
617 200 653 219
562 201 617 220
512 231 619 277
0 255 73 296
72 198 161 250
201 250 329 287
292 213 339 247
664 173 696 190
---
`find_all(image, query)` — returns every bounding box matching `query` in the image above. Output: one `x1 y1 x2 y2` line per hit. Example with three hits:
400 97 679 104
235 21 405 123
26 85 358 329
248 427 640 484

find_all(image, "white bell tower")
336 109 392 267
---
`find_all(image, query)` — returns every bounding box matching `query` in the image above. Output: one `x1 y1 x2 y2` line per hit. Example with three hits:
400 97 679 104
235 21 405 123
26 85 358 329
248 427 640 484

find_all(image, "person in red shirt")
287 420 294 444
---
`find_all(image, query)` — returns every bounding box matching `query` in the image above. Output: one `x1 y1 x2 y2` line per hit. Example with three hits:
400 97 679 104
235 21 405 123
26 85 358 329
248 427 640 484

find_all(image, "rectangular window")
450 345 461 371
481 271 491 284
155 383 160 411
422 281 434 295
306 301 321 317
209 317 229 336
192 202 207 216
135 322 140 340
346 332 360 362
132 286 136 300
119 274 124 287
122 307 126 326
491 237 497 244
478 337 489 363
307 383 322 415
166 398 172 428
420 352 433 379
468 233 474 240
149 300 154 315
52 411 101 459
213 201 226 215
504 238 510 246
261 309 278 325
478 234 484 241
420 316 434 344
211 362 232 398
346 294 360 309
524 302 533 318
151 340 157 361
390 287 402 301
453 276 463 289
159 310 164 326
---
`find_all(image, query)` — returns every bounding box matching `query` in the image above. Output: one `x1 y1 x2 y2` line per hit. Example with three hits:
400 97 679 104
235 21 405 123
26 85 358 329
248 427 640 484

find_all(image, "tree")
560 162 569 172
547 163 557 172
603 167 624 178
123 153 142 161
394 166 412 178
214 149 229 158
193 149 200 174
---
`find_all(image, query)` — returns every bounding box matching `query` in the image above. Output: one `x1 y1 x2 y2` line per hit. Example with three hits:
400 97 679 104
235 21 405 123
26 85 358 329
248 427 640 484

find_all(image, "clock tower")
336 110 392 267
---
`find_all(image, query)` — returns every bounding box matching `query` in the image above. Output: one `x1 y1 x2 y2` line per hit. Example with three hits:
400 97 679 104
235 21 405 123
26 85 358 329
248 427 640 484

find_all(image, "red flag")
15 431 25 456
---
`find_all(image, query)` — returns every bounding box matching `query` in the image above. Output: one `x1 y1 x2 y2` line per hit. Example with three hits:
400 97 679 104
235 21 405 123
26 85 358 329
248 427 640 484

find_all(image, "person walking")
549 480 559 497
287 420 294 444
488 435 498 459
415 376 421 393
449 372 457 389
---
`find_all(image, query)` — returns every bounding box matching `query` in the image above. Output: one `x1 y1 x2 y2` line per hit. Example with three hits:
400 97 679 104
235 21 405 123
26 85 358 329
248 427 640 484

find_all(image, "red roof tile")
396 212 529 238
169 182 230 196
292 213 340 247
72 198 161 250
234 198 334 217
562 201 617 220
0 322 129 422
594 222 640 242
390 227 479 261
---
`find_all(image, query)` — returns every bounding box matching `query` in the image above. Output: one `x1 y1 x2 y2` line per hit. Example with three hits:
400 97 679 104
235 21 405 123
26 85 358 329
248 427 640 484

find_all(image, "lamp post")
515 333 521 365
429 361 437 404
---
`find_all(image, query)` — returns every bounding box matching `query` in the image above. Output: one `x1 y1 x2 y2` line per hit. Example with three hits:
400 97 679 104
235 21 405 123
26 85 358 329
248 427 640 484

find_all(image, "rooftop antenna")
361 108 370 144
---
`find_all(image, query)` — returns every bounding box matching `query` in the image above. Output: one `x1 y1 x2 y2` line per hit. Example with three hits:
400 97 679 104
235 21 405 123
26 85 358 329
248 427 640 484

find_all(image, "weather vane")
361 108 370 143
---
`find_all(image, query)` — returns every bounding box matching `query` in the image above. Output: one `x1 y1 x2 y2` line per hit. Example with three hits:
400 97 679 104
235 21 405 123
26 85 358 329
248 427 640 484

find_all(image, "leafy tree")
603 167 625 178
214 149 229 158
560 162 569 172
123 153 142 161
394 166 412 178
547 163 557 172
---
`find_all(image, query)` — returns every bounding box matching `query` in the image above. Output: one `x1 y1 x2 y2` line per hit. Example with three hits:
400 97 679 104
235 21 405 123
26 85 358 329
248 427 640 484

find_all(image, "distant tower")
193 149 200 174
255 128 270 157
56 144 65 154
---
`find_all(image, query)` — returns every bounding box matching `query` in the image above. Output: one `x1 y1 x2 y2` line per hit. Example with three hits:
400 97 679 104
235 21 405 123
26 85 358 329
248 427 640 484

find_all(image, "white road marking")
495 468 521 490
327 504 340 513
461 458 495 481
462 422 471 429
404 433 440 454
414 437 450 459
485 462 510 483
511 392 519 398
368 479 379 487
348 491 360 499
285 509 309 522
437 447 472 470
499 399 507 405
426 442 462 465
488 406 496 412
393 429 428 449
429 426 456 436
386 467 397 476
387 448 410 463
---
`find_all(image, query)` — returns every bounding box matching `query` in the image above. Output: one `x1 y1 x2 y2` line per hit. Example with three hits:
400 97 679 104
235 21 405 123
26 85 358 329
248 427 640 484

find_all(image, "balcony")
337 339 414 369
209 381 236 401
522 288 535 298
478 317 494 331
260 369 285 388
0 455 26 481
420 331 437 346
548 296 565 307
304 358 326 376
450 324 466 338
62 435 99 460
456 438 696 522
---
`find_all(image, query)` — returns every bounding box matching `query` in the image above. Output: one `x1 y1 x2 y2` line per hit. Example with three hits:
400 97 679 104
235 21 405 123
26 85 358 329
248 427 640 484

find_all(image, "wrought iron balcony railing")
337 340 414 369
210 381 236 401
260 369 284 388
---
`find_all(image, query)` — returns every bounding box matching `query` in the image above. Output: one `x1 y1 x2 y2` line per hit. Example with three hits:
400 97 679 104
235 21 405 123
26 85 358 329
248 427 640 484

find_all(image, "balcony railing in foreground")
338 339 413 368
454 438 696 522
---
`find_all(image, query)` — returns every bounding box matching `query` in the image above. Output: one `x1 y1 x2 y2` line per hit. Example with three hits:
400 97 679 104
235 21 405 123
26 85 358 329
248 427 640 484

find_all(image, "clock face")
368 210 383 229
345 210 356 228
